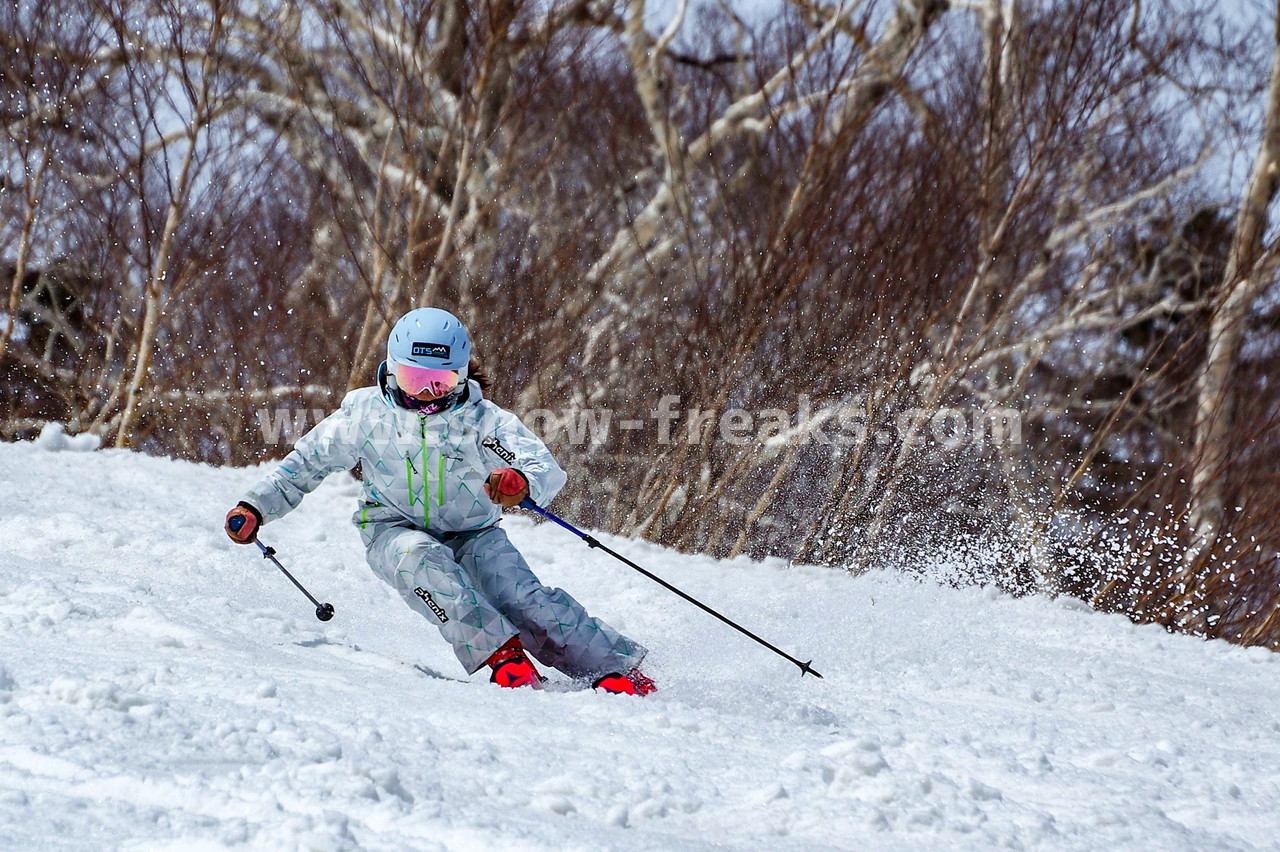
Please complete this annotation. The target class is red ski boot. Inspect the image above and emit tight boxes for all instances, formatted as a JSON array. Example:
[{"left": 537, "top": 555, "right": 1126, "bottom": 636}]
[
  {"left": 486, "top": 637, "right": 544, "bottom": 689},
  {"left": 592, "top": 668, "right": 657, "bottom": 696}
]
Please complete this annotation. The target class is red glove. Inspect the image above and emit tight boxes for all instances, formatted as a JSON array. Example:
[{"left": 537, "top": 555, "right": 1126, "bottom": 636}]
[
  {"left": 484, "top": 468, "right": 529, "bottom": 509},
  {"left": 225, "top": 502, "right": 263, "bottom": 544}
]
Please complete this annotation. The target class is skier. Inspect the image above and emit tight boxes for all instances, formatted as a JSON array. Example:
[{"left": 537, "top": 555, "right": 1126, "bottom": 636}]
[{"left": 224, "top": 307, "right": 655, "bottom": 695}]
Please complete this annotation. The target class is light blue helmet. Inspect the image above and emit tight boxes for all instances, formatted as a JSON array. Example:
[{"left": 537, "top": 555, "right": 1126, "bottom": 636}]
[{"left": 386, "top": 307, "right": 471, "bottom": 371}]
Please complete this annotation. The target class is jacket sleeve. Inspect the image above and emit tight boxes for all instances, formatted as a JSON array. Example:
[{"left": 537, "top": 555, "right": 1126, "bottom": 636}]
[
  {"left": 241, "top": 392, "right": 362, "bottom": 521},
  {"left": 480, "top": 405, "right": 567, "bottom": 508}
]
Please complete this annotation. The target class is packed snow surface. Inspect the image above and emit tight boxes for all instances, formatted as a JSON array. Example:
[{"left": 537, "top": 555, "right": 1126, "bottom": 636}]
[{"left": 2, "top": 440, "right": 1279, "bottom": 851}]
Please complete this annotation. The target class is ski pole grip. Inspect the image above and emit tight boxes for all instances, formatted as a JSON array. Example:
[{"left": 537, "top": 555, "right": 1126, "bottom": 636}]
[
  {"left": 519, "top": 497, "right": 538, "bottom": 510},
  {"left": 229, "top": 515, "right": 245, "bottom": 533}
]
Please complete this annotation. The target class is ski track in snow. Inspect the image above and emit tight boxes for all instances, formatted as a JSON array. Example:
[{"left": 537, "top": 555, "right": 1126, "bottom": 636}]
[{"left": 1, "top": 441, "right": 1279, "bottom": 850}]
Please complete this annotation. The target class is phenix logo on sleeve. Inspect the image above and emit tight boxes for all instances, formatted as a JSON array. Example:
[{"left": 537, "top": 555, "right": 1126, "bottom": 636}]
[
  {"left": 481, "top": 436, "right": 516, "bottom": 465},
  {"left": 243, "top": 381, "right": 566, "bottom": 535}
]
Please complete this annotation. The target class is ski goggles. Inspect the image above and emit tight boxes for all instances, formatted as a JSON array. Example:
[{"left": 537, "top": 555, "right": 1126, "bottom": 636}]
[{"left": 391, "top": 360, "right": 460, "bottom": 400}]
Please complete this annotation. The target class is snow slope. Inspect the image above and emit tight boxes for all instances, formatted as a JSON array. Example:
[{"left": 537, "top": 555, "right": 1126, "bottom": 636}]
[{"left": 2, "top": 440, "right": 1279, "bottom": 851}]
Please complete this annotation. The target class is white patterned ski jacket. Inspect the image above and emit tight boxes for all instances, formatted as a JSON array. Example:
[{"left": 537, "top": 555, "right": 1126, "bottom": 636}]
[{"left": 243, "top": 382, "right": 566, "bottom": 536}]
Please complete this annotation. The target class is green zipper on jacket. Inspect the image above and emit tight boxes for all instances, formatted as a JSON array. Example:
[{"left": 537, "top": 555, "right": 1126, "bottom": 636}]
[
  {"left": 406, "top": 418, "right": 447, "bottom": 527},
  {"left": 405, "top": 419, "right": 430, "bottom": 528},
  {"left": 420, "top": 419, "right": 431, "bottom": 527}
]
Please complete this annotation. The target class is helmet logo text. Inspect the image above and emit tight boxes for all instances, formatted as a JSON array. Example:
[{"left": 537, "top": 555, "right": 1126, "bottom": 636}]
[{"left": 412, "top": 342, "right": 451, "bottom": 359}]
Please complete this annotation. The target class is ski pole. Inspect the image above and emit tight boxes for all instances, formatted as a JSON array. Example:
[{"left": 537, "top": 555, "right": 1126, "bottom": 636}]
[
  {"left": 519, "top": 499, "right": 821, "bottom": 678},
  {"left": 228, "top": 516, "right": 335, "bottom": 622}
]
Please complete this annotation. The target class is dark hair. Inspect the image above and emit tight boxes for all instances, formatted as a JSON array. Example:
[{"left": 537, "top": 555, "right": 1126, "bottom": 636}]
[{"left": 468, "top": 357, "right": 492, "bottom": 393}]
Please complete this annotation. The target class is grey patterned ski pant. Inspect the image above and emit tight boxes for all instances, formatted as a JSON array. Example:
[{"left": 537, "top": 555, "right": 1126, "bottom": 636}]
[{"left": 363, "top": 522, "right": 647, "bottom": 676}]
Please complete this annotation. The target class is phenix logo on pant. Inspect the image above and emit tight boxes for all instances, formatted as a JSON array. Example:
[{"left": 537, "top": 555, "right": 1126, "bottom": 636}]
[{"left": 414, "top": 587, "right": 449, "bottom": 623}]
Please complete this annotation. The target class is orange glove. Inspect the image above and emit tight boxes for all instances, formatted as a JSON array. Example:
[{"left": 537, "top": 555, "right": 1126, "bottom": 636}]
[
  {"left": 484, "top": 468, "right": 529, "bottom": 508},
  {"left": 225, "top": 502, "right": 263, "bottom": 544}
]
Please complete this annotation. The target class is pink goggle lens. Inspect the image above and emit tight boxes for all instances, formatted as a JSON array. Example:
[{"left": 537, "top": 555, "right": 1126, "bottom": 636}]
[{"left": 394, "top": 362, "right": 460, "bottom": 399}]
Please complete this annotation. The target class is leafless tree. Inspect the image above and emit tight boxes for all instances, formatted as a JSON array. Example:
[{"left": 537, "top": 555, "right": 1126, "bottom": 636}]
[{"left": 6, "top": 0, "right": 1280, "bottom": 648}]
